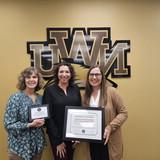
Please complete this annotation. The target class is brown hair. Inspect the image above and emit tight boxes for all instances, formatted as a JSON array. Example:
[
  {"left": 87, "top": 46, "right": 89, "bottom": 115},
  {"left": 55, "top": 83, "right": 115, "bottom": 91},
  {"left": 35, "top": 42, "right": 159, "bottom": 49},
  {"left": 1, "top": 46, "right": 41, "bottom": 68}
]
[
  {"left": 83, "top": 65, "right": 107, "bottom": 107},
  {"left": 52, "top": 62, "right": 76, "bottom": 86},
  {"left": 17, "top": 67, "right": 44, "bottom": 91}
]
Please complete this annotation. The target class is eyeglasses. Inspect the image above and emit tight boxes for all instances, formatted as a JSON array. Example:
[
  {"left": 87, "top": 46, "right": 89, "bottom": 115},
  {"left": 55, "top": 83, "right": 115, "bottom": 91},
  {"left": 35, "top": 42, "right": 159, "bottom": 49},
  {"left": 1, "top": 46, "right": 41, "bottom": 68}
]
[{"left": 89, "top": 73, "right": 102, "bottom": 77}]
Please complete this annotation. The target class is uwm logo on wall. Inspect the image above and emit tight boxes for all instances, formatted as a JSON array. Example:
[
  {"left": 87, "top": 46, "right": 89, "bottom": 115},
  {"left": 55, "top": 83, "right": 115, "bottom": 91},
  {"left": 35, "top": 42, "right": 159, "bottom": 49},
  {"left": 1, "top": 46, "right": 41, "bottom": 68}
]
[{"left": 27, "top": 27, "right": 131, "bottom": 88}]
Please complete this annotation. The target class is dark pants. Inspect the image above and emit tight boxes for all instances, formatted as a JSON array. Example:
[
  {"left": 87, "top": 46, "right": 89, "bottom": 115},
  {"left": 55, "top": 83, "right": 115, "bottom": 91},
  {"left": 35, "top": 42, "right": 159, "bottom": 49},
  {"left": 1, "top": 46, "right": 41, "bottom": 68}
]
[
  {"left": 90, "top": 142, "right": 109, "bottom": 160},
  {"left": 51, "top": 141, "right": 74, "bottom": 160}
]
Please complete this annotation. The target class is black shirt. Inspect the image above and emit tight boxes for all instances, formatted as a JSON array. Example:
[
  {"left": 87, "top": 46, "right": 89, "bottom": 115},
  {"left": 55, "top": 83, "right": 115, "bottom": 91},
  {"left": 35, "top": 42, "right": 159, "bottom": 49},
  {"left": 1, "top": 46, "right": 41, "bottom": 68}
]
[{"left": 43, "top": 84, "right": 81, "bottom": 147}]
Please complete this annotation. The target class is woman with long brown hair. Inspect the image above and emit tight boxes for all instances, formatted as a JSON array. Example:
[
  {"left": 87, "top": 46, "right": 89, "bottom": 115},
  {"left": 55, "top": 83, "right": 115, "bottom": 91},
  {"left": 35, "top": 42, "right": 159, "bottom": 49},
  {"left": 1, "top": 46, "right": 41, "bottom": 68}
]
[{"left": 83, "top": 65, "right": 128, "bottom": 160}]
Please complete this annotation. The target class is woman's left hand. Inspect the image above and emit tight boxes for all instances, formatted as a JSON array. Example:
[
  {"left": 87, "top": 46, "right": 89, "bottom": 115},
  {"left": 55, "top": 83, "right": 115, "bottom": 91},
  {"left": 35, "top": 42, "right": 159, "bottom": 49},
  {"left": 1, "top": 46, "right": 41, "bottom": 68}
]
[
  {"left": 35, "top": 118, "right": 45, "bottom": 127},
  {"left": 103, "top": 125, "right": 112, "bottom": 145},
  {"left": 72, "top": 140, "right": 80, "bottom": 149},
  {"left": 27, "top": 118, "right": 45, "bottom": 128}
]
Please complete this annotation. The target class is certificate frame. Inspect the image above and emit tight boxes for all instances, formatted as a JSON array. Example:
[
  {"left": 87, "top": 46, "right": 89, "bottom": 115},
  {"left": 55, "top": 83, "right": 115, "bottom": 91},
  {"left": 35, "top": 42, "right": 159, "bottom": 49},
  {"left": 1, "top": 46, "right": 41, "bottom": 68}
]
[
  {"left": 63, "top": 106, "right": 105, "bottom": 143},
  {"left": 29, "top": 104, "right": 49, "bottom": 121}
]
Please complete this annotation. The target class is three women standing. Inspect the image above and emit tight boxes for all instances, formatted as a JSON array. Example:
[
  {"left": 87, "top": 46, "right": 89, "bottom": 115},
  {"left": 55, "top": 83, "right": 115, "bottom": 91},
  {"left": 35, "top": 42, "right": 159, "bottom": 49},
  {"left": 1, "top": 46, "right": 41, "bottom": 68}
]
[{"left": 4, "top": 64, "right": 127, "bottom": 160}]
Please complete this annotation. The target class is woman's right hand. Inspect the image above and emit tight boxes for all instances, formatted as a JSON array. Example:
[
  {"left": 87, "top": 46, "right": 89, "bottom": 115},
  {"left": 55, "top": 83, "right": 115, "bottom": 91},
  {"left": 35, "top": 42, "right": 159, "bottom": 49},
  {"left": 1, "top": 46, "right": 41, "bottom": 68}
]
[
  {"left": 27, "top": 118, "right": 45, "bottom": 128},
  {"left": 56, "top": 142, "right": 66, "bottom": 158}
]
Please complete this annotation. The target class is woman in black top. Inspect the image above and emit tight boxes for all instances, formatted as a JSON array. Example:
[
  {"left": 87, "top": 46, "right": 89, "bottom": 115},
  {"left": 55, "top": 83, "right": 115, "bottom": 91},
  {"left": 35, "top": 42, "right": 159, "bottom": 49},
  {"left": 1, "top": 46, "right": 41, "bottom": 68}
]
[{"left": 43, "top": 62, "right": 81, "bottom": 160}]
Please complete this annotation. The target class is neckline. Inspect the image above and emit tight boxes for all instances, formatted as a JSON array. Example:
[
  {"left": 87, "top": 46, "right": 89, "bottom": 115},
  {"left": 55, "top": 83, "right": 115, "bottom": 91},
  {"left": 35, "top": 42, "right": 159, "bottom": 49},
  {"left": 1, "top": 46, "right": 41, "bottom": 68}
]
[
  {"left": 22, "top": 91, "right": 38, "bottom": 103},
  {"left": 90, "top": 89, "right": 100, "bottom": 107}
]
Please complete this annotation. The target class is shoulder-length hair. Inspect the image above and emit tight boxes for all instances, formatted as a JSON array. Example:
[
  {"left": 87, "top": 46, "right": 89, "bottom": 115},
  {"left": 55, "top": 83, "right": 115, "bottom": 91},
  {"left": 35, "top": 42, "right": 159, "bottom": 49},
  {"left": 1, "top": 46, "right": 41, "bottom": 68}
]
[
  {"left": 83, "top": 65, "right": 107, "bottom": 107},
  {"left": 17, "top": 67, "right": 44, "bottom": 91},
  {"left": 52, "top": 62, "right": 76, "bottom": 85}
]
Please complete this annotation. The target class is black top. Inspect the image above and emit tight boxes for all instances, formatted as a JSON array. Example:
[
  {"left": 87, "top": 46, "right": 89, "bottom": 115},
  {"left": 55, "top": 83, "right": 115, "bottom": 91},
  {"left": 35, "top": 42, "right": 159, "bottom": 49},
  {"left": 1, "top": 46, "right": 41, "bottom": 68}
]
[{"left": 42, "top": 84, "right": 81, "bottom": 147}]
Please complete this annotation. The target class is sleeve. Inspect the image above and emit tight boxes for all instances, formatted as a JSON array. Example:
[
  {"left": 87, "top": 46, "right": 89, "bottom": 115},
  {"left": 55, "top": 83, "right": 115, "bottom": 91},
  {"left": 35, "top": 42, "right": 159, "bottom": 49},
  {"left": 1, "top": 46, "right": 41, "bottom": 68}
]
[
  {"left": 4, "top": 95, "right": 28, "bottom": 135},
  {"left": 109, "top": 87, "right": 128, "bottom": 132},
  {"left": 42, "top": 88, "right": 61, "bottom": 146},
  {"left": 76, "top": 84, "right": 82, "bottom": 106}
]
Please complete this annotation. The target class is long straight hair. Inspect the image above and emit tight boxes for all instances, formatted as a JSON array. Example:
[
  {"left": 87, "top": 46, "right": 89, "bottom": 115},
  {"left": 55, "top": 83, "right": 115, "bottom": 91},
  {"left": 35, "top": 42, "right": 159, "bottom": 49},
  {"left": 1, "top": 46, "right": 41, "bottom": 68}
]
[{"left": 83, "top": 65, "right": 107, "bottom": 107}]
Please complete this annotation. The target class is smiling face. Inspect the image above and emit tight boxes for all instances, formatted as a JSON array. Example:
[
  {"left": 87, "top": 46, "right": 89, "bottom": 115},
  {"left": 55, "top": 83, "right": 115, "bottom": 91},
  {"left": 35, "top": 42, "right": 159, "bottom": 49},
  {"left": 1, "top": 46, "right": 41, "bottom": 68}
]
[
  {"left": 25, "top": 72, "right": 38, "bottom": 90},
  {"left": 88, "top": 67, "right": 102, "bottom": 89},
  {"left": 58, "top": 65, "right": 71, "bottom": 85}
]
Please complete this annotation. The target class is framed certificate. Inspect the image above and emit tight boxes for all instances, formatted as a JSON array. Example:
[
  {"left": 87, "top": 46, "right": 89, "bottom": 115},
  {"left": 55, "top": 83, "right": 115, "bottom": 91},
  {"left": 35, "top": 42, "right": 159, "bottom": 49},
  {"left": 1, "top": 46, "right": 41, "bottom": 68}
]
[
  {"left": 63, "top": 106, "right": 105, "bottom": 143},
  {"left": 29, "top": 104, "right": 49, "bottom": 121}
]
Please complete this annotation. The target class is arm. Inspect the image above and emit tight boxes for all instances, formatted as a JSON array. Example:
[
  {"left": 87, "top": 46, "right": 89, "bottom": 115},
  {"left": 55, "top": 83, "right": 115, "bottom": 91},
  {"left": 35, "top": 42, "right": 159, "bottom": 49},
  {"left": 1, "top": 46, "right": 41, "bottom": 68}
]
[
  {"left": 103, "top": 87, "right": 128, "bottom": 144},
  {"left": 42, "top": 88, "right": 61, "bottom": 146},
  {"left": 109, "top": 87, "right": 128, "bottom": 131},
  {"left": 4, "top": 95, "right": 28, "bottom": 135},
  {"left": 76, "top": 84, "right": 82, "bottom": 106}
]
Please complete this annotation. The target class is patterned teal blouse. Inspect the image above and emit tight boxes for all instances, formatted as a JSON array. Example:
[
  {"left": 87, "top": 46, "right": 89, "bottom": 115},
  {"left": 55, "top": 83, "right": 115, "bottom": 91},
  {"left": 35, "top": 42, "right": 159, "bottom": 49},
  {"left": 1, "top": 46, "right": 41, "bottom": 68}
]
[{"left": 4, "top": 91, "right": 46, "bottom": 160}]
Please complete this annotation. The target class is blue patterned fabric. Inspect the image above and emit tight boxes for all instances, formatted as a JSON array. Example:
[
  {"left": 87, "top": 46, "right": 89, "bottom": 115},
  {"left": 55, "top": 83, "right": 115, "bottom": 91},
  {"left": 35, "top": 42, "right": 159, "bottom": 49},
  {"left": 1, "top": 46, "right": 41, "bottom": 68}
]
[{"left": 4, "top": 91, "right": 46, "bottom": 160}]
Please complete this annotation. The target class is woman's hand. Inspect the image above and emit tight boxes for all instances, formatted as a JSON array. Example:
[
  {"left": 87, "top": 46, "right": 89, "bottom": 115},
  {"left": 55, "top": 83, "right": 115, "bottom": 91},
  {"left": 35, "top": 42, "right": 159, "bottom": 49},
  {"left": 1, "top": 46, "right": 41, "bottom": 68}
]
[
  {"left": 72, "top": 140, "right": 80, "bottom": 149},
  {"left": 56, "top": 142, "right": 66, "bottom": 158},
  {"left": 103, "top": 125, "right": 112, "bottom": 145},
  {"left": 27, "top": 118, "right": 45, "bottom": 128}
]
